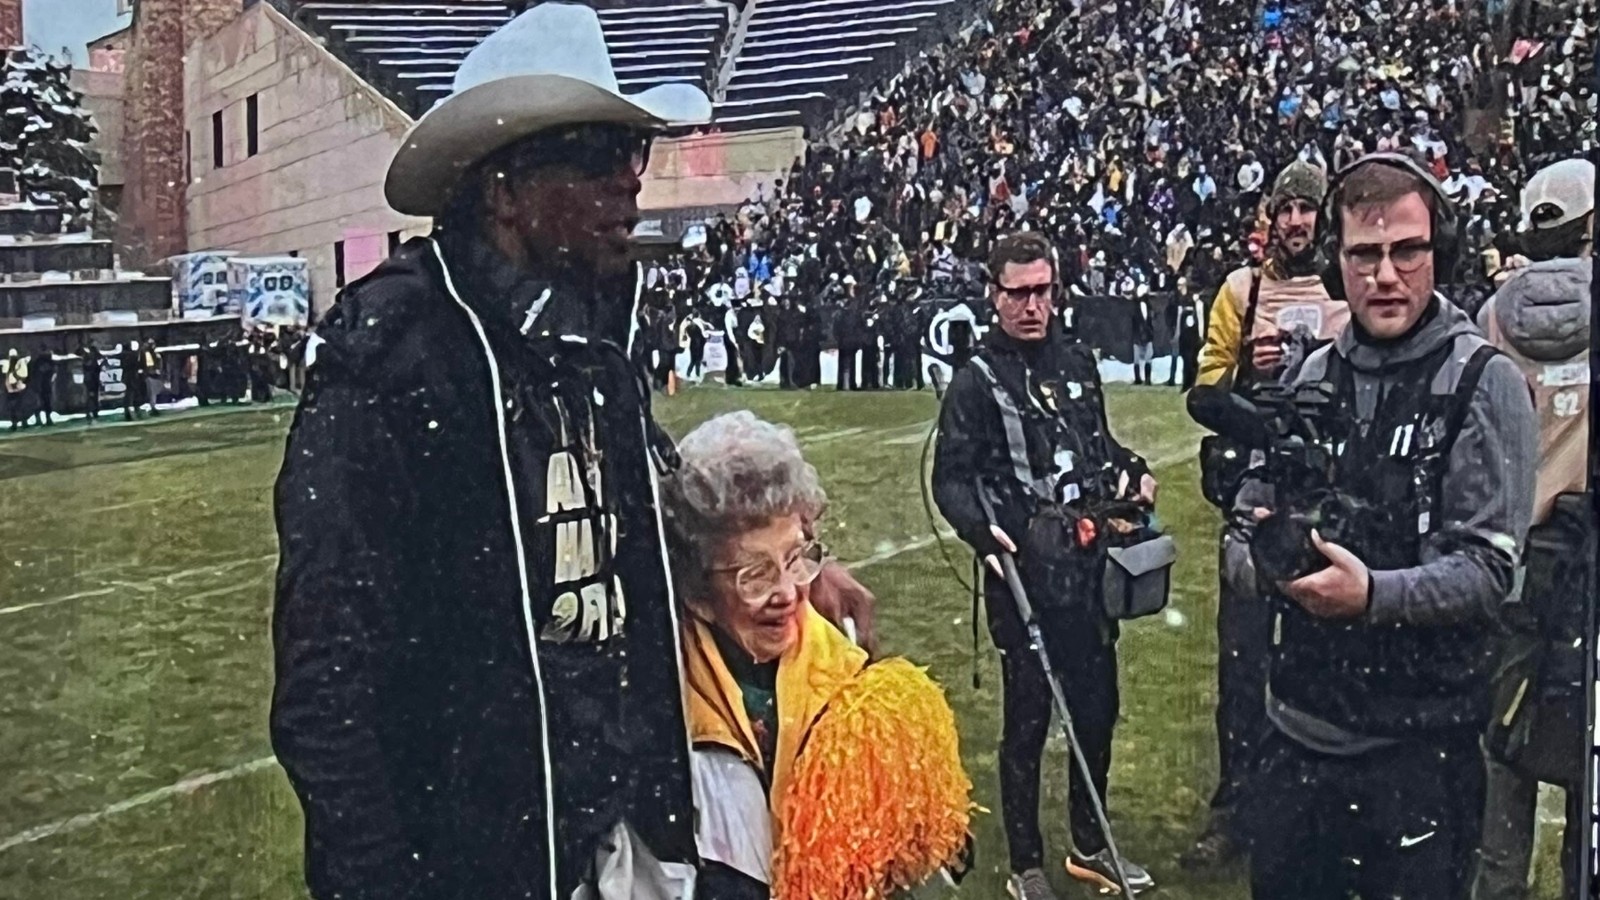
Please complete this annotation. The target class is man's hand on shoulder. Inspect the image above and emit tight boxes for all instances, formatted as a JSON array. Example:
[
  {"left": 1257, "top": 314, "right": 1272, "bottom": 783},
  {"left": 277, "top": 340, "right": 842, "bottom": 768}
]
[{"left": 809, "top": 561, "right": 880, "bottom": 657}]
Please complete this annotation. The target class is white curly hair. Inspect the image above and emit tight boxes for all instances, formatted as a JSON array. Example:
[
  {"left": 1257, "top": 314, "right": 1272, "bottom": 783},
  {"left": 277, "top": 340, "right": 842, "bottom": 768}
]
[{"left": 663, "top": 411, "right": 827, "bottom": 580}]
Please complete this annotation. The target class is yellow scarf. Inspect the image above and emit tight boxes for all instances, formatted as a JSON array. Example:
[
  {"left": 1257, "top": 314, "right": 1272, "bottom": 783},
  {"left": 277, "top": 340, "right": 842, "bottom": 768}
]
[{"left": 682, "top": 603, "right": 867, "bottom": 826}]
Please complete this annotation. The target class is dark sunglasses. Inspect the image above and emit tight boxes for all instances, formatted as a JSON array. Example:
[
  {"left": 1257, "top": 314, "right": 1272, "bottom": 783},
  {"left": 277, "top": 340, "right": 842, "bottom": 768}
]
[{"left": 504, "top": 124, "right": 654, "bottom": 180}]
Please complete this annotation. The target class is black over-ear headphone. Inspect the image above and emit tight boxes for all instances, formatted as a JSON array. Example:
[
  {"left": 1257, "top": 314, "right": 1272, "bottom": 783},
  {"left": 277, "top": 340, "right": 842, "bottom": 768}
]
[{"left": 1319, "top": 151, "right": 1461, "bottom": 300}]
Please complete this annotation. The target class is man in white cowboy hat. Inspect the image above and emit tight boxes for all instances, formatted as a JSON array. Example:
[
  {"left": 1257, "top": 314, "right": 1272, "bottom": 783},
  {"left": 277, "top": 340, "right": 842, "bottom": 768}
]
[
  {"left": 272, "top": 5, "right": 878, "bottom": 899},
  {"left": 272, "top": 4, "right": 705, "bottom": 894}
]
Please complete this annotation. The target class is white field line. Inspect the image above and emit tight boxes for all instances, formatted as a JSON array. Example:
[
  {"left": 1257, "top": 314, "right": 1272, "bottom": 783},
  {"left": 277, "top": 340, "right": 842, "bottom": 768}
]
[
  {"left": 86, "top": 498, "right": 167, "bottom": 515},
  {"left": 0, "top": 536, "right": 957, "bottom": 853},
  {"left": 161, "top": 554, "right": 277, "bottom": 586},
  {"left": 0, "top": 554, "right": 276, "bottom": 617},
  {"left": 800, "top": 426, "right": 869, "bottom": 444},
  {"left": 0, "top": 585, "right": 117, "bottom": 617},
  {"left": 844, "top": 531, "right": 956, "bottom": 570},
  {"left": 0, "top": 757, "right": 280, "bottom": 853}
]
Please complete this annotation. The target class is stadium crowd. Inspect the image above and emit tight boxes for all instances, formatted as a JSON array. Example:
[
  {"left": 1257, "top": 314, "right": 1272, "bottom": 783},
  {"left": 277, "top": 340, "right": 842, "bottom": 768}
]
[{"left": 636, "top": 0, "right": 1595, "bottom": 387}]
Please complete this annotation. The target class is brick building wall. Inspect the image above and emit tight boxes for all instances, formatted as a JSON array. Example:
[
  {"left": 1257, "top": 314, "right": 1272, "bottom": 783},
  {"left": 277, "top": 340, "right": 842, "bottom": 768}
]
[
  {"left": 117, "top": 0, "right": 238, "bottom": 269},
  {"left": 0, "top": 0, "right": 20, "bottom": 49},
  {"left": 185, "top": 2, "right": 427, "bottom": 315}
]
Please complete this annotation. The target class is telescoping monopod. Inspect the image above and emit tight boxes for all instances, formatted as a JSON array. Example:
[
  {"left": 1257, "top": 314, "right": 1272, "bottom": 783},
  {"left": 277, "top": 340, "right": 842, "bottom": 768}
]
[{"left": 992, "top": 548, "right": 1136, "bottom": 897}]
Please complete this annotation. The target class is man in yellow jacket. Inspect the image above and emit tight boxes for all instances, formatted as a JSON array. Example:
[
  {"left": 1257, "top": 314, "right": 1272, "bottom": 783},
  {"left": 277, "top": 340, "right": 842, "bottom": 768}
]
[{"left": 1181, "top": 160, "right": 1350, "bottom": 870}]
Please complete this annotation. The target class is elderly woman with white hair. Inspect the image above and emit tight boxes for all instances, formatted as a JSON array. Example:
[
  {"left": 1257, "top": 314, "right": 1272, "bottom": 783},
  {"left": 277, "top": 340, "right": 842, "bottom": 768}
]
[{"left": 665, "top": 412, "right": 972, "bottom": 900}]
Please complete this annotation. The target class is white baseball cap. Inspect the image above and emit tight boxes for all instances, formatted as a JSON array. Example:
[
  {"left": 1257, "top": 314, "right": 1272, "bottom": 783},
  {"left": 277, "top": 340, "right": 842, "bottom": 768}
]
[{"left": 1519, "top": 158, "right": 1596, "bottom": 231}]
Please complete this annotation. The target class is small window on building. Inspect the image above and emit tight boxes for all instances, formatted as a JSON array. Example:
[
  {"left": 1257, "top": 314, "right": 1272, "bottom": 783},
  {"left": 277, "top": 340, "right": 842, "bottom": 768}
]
[
  {"left": 334, "top": 240, "right": 347, "bottom": 288},
  {"left": 288, "top": 250, "right": 299, "bottom": 258},
  {"left": 185, "top": 130, "right": 192, "bottom": 183},
  {"left": 211, "top": 110, "right": 223, "bottom": 168},
  {"left": 246, "top": 94, "right": 259, "bottom": 158},
  {"left": 388, "top": 230, "right": 402, "bottom": 254}
]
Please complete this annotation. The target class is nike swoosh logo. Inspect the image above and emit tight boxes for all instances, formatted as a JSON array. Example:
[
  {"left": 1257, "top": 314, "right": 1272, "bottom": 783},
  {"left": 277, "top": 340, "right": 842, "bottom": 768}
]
[{"left": 1399, "top": 831, "right": 1437, "bottom": 848}]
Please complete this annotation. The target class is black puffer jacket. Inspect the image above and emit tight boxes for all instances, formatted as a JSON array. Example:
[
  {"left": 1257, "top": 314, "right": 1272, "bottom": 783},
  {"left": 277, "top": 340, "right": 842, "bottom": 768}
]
[{"left": 271, "top": 237, "right": 696, "bottom": 900}]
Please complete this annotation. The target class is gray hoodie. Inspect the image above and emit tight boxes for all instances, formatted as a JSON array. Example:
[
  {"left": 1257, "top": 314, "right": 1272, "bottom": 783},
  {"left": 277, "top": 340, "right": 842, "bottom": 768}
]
[
  {"left": 1477, "top": 257, "right": 1591, "bottom": 361},
  {"left": 1477, "top": 258, "right": 1592, "bottom": 525}
]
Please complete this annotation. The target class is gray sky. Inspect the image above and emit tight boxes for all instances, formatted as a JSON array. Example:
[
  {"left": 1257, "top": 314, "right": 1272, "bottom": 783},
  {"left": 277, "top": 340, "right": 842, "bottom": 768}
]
[{"left": 23, "top": 0, "right": 131, "bottom": 66}]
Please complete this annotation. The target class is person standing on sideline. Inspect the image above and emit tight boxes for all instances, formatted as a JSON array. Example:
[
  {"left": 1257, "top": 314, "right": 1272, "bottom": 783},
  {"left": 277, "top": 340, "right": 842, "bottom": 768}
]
[
  {"left": 835, "top": 290, "right": 865, "bottom": 391},
  {"left": 1180, "top": 159, "right": 1348, "bottom": 870},
  {"left": 28, "top": 345, "right": 55, "bottom": 426},
  {"left": 1129, "top": 286, "right": 1156, "bottom": 385},
  {"left": 248, "top": 333, "right": 274, "bottom": 403},
  {"left": 271, "top": 7, "right": 877, "bottom": 899},
  {"left": 79, "top": 341, "right": 103, "bottom": 421},
  {"left": 686, "top": 307, "right": 707, "bottom": 379},
  {"left": 1170, "top": 278, "right": 1205, "bottom": 392},
  {"left": 139, "top": 341, "right": 163, "bottom": 414},
  {"left": 1471, "top": 158, "right": 1595, "bottom": 900},
  {"left": 3, "top": 348, "right": 28, "bottom": 430},
  {"left": 119, "top": 341, "right": 149, "bottom": 421},
  {"left": 1241, "top": 154, "right": 1536, "bottom": 900},
  {"left": 933, "top": 232, "right": 1158, "bottom": 900}
]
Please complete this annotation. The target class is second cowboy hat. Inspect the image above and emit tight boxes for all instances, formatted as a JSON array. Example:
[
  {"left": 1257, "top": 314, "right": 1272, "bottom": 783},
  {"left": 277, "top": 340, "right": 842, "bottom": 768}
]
[{"left": 385, "top": 1, "right": 713, "bottom": 217}]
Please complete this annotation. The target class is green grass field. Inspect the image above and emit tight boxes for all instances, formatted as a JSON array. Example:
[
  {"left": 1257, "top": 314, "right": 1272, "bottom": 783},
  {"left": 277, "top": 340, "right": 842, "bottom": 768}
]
[{"left": 0, "top": 386, "right": 1565, "bottom": 899}]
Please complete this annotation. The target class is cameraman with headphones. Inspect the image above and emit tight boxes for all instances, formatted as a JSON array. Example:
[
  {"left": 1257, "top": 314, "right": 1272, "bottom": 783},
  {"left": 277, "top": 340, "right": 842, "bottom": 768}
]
[
  {"left": 1181, "top": 160, "right": 1350, "bottom": 870},
  {"left": 1238, "top": 153, "right": 1537, "bottom": 899},
  {"left": 932, "top": 232, "right": 1158, "bottom": 900}
]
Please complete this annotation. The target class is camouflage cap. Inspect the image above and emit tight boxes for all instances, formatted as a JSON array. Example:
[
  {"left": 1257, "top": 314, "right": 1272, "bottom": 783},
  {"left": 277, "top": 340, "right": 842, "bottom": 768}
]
[{"left": 1270, "top": 160, "right": 1329, "bottom": 212}]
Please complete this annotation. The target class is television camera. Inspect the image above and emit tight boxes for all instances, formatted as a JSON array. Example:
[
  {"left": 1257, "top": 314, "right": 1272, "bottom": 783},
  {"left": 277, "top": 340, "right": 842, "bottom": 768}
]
[{"left": 1191, "top": 367, "right": 1372, "bottom": 587}]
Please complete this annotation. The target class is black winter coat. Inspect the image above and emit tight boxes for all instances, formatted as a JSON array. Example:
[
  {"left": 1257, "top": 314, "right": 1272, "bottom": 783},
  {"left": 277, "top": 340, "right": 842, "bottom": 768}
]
[{"left": 271, "top": 238, "right": 696, "bottom": 900}]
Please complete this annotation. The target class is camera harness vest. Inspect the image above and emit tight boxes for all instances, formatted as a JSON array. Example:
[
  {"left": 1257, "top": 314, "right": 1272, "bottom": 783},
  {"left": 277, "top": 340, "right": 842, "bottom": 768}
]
[
  {"left": 966, "top": 343, "right": 1174, "bottom": 626},
  {"left": 1271, "top": 333, "right": 1503, "bottom": 737}
]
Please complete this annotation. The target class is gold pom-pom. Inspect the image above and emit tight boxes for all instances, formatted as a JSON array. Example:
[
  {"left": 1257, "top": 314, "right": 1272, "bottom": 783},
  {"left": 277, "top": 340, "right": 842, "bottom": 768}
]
[{"left": 773, "top": 658, "right": 974, "bottom": 899}]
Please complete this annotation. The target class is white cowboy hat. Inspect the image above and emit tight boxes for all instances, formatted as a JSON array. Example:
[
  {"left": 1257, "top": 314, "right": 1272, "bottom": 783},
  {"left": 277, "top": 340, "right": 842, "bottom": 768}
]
[{"left": 385, "top": 1, "right": 712, "bottom": 217}]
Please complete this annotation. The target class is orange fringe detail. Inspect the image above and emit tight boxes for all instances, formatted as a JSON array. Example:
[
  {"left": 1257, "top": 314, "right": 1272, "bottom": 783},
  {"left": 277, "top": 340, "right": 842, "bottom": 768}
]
[{"left": 773, "top": 658, "right": 974, "bottom": 899}]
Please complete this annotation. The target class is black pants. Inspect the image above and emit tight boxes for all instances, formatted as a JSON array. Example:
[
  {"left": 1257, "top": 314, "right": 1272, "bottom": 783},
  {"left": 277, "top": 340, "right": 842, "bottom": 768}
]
[
  {"left": 987, "top": 578, "right": 1120, "bottom": 872},
  {"left": 836, "top": 346, "right": 858, "bottom": 391},
  {"left": 124, "top": 386, "right": 147, "bottom": 420},
  {"left": 891, "top": 342, "right": 923, "bottom": 389},
  {"left": 33, "top": 384, "right": 52, "bottom": 424},
  {"left": 883, "top": 344, "right": 904, "bottom": 389},
  {"left": 688, "top": 341, "right": 704, "bottom": 377},
  {"left": 778, "top": 348, "right": 796, "bottom": 389},
  {"left": 1207, "top": 531, "right": 1272, "bottom": 838},
  {"left": 1248, "top": 729, "right": 1486, "bottom": 900},
  {"left": 84, "top": 387, "right": 99, "bottom": 420},
  {"left": 652, "top": 351, "right": 675, "bottom": 390},
  {"left": 859, "top": 345, "right": 881, "bottom": 390},
  {"left": 1165, "top": 348, "right": 1199, "bottom": 388}
]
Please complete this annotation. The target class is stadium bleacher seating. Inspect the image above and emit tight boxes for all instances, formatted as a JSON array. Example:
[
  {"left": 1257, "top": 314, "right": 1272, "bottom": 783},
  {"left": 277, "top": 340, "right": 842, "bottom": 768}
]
[
  {"left": 714, "top": 0, "right": 960, "bottom": 129},
  {"left": 287, "top": 0, "right": 729, "bottom": 117},
  {"left": 277, "top": 0, "right": 981, "bottom": 133}
]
